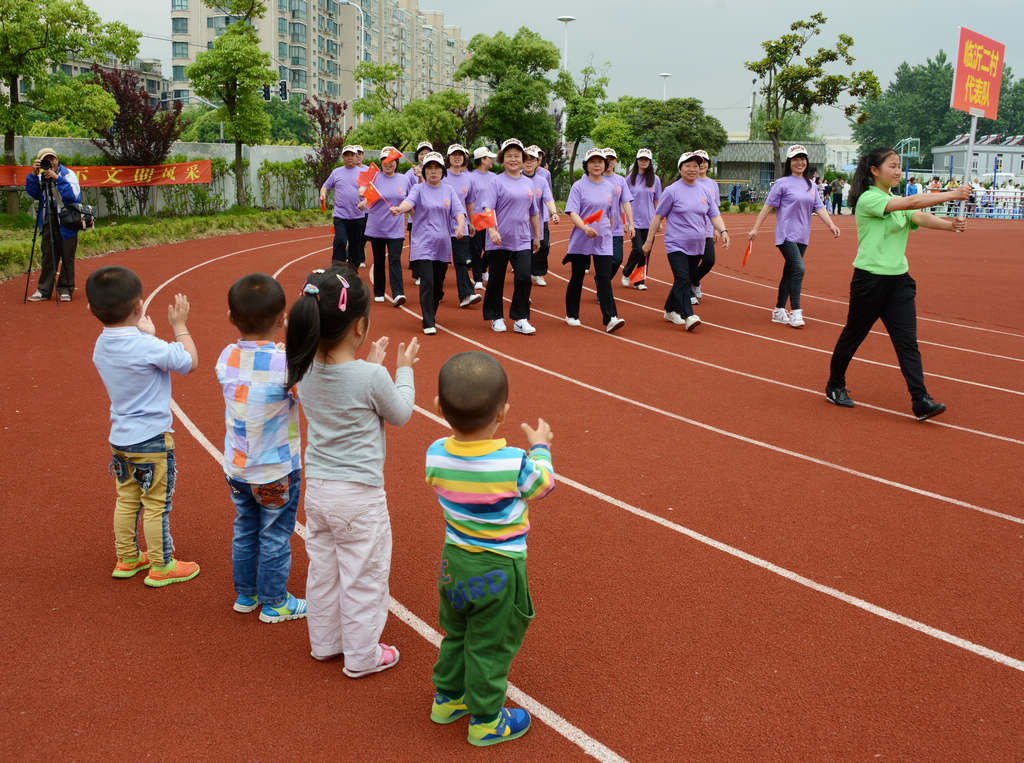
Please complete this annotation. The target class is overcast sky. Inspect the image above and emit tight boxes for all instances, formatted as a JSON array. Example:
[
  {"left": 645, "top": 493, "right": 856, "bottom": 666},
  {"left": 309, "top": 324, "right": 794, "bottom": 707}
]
[{"left": 88, "top": 0, "right": 1023, "bottom": 137}]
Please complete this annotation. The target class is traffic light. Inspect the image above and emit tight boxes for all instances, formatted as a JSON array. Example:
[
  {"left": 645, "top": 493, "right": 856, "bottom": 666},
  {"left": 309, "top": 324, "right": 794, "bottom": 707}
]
[
  {"left": 278, "top": 79, "right": 288, "bottom": 101},
  {"left": 262, "top": 84, "right": 271, "bottom": 101}
]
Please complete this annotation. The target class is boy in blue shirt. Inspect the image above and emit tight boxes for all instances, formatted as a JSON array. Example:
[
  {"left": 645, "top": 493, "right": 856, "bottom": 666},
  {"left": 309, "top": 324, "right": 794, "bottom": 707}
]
[
  {"left": 87, "top": 266, "right": 200, "bottom": 587},
  {"left": 216, "top": 273, "right": 306, "bottom": 623},
  {"left": 425, "top": 351, "right": 555, "bottom": 747}
]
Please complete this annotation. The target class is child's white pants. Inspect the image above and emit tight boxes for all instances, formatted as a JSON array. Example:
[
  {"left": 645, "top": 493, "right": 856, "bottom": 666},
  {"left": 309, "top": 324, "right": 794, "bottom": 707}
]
[{"left": 304, "top": 479, "right": 392, "bottom": 672}]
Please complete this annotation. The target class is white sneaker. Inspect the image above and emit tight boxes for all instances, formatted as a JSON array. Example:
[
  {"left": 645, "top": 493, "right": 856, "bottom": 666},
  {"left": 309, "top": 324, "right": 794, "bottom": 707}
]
[
  {"left": 565, "top": 317, "right": 581, "bottom": 327},
  {"left": 620, "top": 275, "right": 630, "bottom": 287},
  {"left": 474, "top": 281, "right": 484, "bottom": 290},
  {"left": 414, "top": 278, "right": 421, "bottom": 286},
  {"left": 664, "top": 311, "right": 684, "bottom": 325},
  {"left": 358, "top": 262, "right": 367, "bottom": 269},
  {"left": 634, "top": 283, "right": 647, "bottom": 291},
  {"left": 491, "top": 318, "right": 507, "bottom": 332},
  {"left": 771, "top": 307, "right": 789, "bottom": 324},
  {"left": 423, "top": 326, "right": 437, "bottom": 335},
  {"left": 788, "top": 308, "right": 805, "bottom": 328},
  {"left": 392, "top": 294, "right": 406, "bottom": 307},
  {"left": 532, "top": 275, "right": 547, "bottom": 287},
  {"left": 459, "top": 294, "right": 482, "bottom": 307},
  {"left": 685, "top": 314, "right": 701, "bottom": 331},
  {"left": 373, "top": 296, "right": 386, "bottom": 303},
  {"left": 27, "top": 290, "right": 46, "bottom": 302},
  {"left": 690, "top": 295, "right": 700, "bottom": 305},
  {"left": 606, "top": 316, "right": 625, "bottom": 333},
  {"left": 692, "top": 285, "right": 702, "bottom": 299},
  {"left": 513, "top": 319, "right": 536, "bottom": 335},
  {"left": 482, "top": 272, "right": 489, "bottom": 283}
]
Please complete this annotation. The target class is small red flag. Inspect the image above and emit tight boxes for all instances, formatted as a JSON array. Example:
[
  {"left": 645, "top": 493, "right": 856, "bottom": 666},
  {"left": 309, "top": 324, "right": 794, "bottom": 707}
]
[
  {"left": 583, "top": 209, "right": 603, "bottom": 224},
  {"left": 629, "top": 264, "right": 646, "bottom": 284},
  {"left": 384, "top": 148, "right": 403, "bottom": 164},
  {"left": 363, "top": 181, "right": 382, "bottom": 208},
  {"left": 357, "top": 163, "right": 379, "bottom": 186},
  {"left": 742, "top": 241, "right": 752, "bottom": 266},
  {"left": 321, "top": 197, "right": 326, "bottom": 212},
  {"left": 471, "top": 209, "right": 497, "bottom": 230}
]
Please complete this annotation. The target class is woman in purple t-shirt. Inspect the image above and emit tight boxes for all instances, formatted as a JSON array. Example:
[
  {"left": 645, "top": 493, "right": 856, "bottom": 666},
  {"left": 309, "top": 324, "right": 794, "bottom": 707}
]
[
  {"left": 444, "top": 144, "right": 481, "bottom": 309},
  {"left": 643, "top": 152, "right": 731, "bottom": 331},
  {"left": 320, "top": 145, "right": 365, "bottom": 267},
  {"left": 390, "top": 152, "right": 466, "bottom": 334},
  {"left": 477, "top": 138, "right": 541, "bottom": 335},
  {"left": 748, "top": 144, "right": 840, "bottom": 328},
  {"left": 564, "top": 148, "right": 625, "bottom": 333},
  {"left": 622, "top": 148, "right": 662, "bottom": 290},
  {"left": 362, "top": 146, "right": 410, "bottom": 307}
]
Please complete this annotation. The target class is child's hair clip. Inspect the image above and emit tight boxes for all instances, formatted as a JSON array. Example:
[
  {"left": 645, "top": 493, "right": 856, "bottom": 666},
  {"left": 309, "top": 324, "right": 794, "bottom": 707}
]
[
  {"left": 301, "top": 283, "right": 320, "bottom": 299},
  {"left": 312, "top": 269, "right": 326, "bottom": 274},
  {"left": 336, "top": 274, "right": 350, "bottom": 312}
]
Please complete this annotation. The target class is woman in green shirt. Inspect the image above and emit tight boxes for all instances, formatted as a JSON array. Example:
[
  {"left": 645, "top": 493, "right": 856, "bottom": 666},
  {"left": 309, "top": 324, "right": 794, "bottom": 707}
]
[{"left": 826, "top": 147, "right": 970, "bottom": 421}]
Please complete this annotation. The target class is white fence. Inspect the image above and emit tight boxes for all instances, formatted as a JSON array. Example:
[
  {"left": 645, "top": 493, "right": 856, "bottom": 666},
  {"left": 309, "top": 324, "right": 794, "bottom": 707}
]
[{"left": 923, "top": 187, "right": 1024, "bottom": 220}]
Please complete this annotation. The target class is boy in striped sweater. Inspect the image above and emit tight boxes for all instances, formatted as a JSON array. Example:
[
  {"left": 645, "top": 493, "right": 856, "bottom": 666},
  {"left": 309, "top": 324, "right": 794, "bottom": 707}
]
[{"left": 425, "top": 351, "right": 555, "bottom": 747}]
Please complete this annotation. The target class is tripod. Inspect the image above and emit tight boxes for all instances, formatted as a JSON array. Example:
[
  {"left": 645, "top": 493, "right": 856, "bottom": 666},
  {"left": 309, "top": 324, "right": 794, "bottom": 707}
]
[{"left": 22, "top": 174, "right": 64, "bottom": 305}]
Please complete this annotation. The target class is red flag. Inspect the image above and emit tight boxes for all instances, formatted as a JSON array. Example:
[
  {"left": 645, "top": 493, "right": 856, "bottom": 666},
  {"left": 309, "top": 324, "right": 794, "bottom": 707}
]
[
  {"left": 471, "top": 209, "right": 497, "bottom": 230},
  {"left": 321, "top": 197, "right": 326, "bottom": 212},
  {"left": 358, "top": 163, "right": 379, "bottom": 186},
  {"left": 363, "top": 181, "right": 382, "bottom": 208},
  {"left": 628, "top": 264, "right": 646, "bottom": 284},
  {"left": 742, "top": 241, "right": 752, "bottom": 266},
  {"left": 384, "top": 148, "right": 403, "bottom": 164},
  {"left": 583, "top": 210, "right": 603, "bottom": 224}
]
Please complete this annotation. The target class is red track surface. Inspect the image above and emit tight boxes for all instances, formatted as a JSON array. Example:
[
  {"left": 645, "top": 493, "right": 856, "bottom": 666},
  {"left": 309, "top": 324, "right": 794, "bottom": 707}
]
[{"left": 3, "top": 214, "right": 1022, "bottom": 760}]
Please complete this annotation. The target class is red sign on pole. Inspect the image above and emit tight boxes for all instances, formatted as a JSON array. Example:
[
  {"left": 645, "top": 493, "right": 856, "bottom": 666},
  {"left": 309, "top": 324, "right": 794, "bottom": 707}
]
[{"left": 950, "top": 27, "right": 1004, "bottom": 119}]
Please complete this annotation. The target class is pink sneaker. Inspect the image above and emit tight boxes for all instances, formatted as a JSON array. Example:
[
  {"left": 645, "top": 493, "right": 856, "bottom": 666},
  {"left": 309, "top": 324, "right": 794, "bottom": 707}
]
[{"left": 342, "top": 644, "right": 400, "bottom": 678}]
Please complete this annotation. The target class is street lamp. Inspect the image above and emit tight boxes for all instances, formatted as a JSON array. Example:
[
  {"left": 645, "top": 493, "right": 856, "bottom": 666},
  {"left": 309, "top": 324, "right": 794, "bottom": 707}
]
[
  {"left": 339, "top": 0, "right": 368, "bottom": 119},
  {"left": 556, "top": 16, "right": 575, "bottom": 168},
  {"left": 658, "top": 72, "right": 671, "bottom": 102}
]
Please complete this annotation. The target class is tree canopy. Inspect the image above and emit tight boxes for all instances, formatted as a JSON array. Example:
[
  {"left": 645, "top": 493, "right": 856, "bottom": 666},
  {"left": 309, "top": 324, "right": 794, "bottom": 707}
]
[
  {"left": 553, "top": 64, "right": 609, "bottom": 178},
  {"left": 749, "top": 104, "right": 821, "bottom": 142},
  {"left": 745, "top": 12, "right": 879, "bottom": 178}
]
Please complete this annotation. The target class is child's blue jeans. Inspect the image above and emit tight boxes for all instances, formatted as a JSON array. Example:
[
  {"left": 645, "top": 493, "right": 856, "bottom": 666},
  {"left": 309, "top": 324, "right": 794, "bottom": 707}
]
[{"left": 227, "top": 469, "right": 301, "bottom": 607}]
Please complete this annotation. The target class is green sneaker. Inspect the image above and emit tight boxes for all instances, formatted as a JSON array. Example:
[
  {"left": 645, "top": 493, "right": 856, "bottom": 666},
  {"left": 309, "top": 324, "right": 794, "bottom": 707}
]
[
  {"left": 258, "top": 593, "right": 307, "bottom": 623},
  {"left": 144, "top": 559, "right": 200, "bottom": 588},
  {"left": 430, "top": 692, "right": 469, "bottom": 725},
  {"left": 467, "top": 707, "right": 531, "bottom": 747}
]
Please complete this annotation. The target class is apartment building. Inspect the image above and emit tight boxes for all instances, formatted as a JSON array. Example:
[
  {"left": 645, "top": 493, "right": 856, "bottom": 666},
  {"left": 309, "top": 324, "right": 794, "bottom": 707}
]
[
  {"left": 42, "top": 57, "right": 172, "bottom": 110},
  {"left": 169, "top": 0, "right": 481, "bottom": 110}
]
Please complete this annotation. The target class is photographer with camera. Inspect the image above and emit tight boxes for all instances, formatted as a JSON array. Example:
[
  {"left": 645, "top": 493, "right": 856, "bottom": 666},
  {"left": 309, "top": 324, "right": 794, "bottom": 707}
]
[{"left": 26, "top": 148, "right": 83, "bottom": 302}]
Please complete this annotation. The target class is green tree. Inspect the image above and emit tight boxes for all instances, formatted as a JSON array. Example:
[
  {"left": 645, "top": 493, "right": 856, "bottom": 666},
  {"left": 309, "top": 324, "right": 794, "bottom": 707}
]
[
  {"left": 852, "top": 51, "right": 1023, "bottom": 166},
  {"left": 351, "top": 61, "right": 403, "bottom": 117},
  {"left": 265, "top": 98, "right": 315, "bottom": 144},
  {"left": 553, "top": 63, "right": 609, "bottom": 177},
  {"left": 0, "top": 0, "right": 139, "bottom": 213},
  {"left": 348, "top": 89, "right": 470, "bottom": 153},
  {"left": 749, "top": 104, "right": 821, "bottom": 142},
  {"left": 590, "top": 114, "right": 636, "bottom": 169},
  {"left": 186, "top": 0, "right": 277, "bottom": 205},
  {"left": 181, "top": 105, "right": 232, "bottom": 143},
  {"left": 606, "top": 96, "right": 728, "bottom": 185},
  {"left": 455, "top": 27, "right": 560, "bottom": 148},
  {"left": 745, "top": 11, "right": 880, "bottom": 179}
]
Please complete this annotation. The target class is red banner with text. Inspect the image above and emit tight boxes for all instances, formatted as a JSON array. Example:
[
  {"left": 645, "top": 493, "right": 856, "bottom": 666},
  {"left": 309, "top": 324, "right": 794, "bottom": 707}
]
[
  {"left": 0, "top": 160, "right": 213, "bottom": 188},
  {"left": 951, "top": 27, "right": 1004, "bottom": 119}
]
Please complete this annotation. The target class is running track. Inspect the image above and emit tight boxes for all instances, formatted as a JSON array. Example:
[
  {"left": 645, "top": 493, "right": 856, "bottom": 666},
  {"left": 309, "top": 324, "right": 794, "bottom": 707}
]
[{"left": 2, "top": 213, "right": 1021, "bottom": 760}]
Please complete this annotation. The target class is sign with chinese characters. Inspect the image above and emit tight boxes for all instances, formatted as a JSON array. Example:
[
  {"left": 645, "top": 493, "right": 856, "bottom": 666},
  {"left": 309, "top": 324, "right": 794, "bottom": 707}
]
[
  {"left": 0, "top": 160, "right": 213, "bottom": 188},
  {"left": 951, "top": 27, "right": 1004, "bottom": 119}
]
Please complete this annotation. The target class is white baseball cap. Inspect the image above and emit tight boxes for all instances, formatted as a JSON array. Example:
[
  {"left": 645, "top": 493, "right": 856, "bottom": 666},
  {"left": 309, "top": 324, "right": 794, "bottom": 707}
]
[
  {"left": 416, "top": 141, "right": 433, "bottom": 152},
  {"left": 584, "top": 148, "right": 608, "bottom": 163},
  {"left": 603, "top": 147, "right": 618, "bottom": 159},
  {"left": 786, "top": 144, "right": 809, "bottom": 159},
  {"left": 421, "top": 151, "right": 446, "bottom": 169},
  {"left": 473, "top": 146, "right": 497, "bottom": 161},
  {"left": 380, "top": 146, "right": 401, "bottom": 161},
  {"left": 342, "top": 144, "right": 358, "bottom": 154},
  {"left": 524, "top": 144, "right": 542, "bottom": 159},
  {"left": 635, "top": 148, "right": 653, "bottom": 160},
  {"left": 677, "top": 151, "right": 699, "bottom": 168},
  {"left": 693, "top": 149, "right": 710, "bottom": 162},
  {"left": 446, "top": 143, "right": 469, "bottom": 156},
  {"left": 498, "top": 138, "right": 526, "bottom": 162},
  {"left": 353, "top": 145, "right": 364, "bottom": 153}
]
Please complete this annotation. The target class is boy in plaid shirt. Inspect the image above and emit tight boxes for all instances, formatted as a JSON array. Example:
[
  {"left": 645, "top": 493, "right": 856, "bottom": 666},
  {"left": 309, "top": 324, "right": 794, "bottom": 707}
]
[{"left": 216, "top": 274, "right": 305, "bottom": 623}]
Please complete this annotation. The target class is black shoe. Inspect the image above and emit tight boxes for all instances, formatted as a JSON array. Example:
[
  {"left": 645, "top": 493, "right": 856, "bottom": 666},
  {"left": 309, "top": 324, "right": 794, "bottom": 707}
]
[
  {"left": 825, "top": 384, "right": 855, "bottom": 408},
  {"left": 912, "top": 395, "right": 946, "bottom": 421}
]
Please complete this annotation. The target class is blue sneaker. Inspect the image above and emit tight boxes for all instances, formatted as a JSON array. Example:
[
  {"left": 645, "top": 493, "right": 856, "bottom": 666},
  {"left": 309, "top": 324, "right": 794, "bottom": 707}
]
[
  {"left": 258, "top": 593, "right": 307, "bottom": 623},
  {"left": 233, "top": 593, "right": 259, "bottom": 613},
  {"left": 430, "top": 692, "right": 469, "bottom": 725},
  {"left": 467, "top": 707, "right": 531, "bottom": 747}
]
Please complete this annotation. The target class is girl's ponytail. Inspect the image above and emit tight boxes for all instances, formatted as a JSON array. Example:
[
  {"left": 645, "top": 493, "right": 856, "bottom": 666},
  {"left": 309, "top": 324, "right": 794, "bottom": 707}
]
[
  {"left": 849, "top": 146, "right": 897, "bottom": 211},
  {"left": 286, "top": 280, "right": 323, "bottom": 389}
]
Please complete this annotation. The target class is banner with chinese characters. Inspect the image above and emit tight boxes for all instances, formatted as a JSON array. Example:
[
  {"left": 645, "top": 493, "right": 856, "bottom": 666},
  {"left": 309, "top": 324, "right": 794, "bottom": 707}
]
[
  {"left": 951, "top": 27, "right": 1004, "bottom": 119},
  {"left": 0, "top": 160, "right": 212, "bottom": 188}
]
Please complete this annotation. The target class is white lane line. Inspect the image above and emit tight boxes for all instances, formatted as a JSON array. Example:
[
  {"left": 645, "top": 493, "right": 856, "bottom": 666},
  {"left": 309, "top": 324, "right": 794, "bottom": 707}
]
[
  {"left": 700, "top": 269, "right": 1024, "bottom": 339},
  {"left": 153, "top": 242, "right": 626, "bottom": 763},
  {"left": 406, "top": 401, "right": 1024, "bottom": 674},
  {"left": 548, "top": 271, "right": 1024, "bottom": 397},
  {"left": 520, "top": 300, "right": 1024, "bottom": 446}
]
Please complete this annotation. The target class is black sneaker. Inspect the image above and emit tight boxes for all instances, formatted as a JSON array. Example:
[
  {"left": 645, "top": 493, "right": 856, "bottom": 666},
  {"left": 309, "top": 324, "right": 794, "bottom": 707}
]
[
  {"left": 912, "top": 395, "right": 946, "bottom": 421},
  {"left": 825, "top": 384, "right": 855, "bottom": 408}
]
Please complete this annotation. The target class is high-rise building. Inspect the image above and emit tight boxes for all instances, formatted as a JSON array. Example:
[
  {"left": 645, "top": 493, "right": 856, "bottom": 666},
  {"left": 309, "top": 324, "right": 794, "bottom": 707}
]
[{"left": 170, "top": 0, "right": 482, "bottom": 111}]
